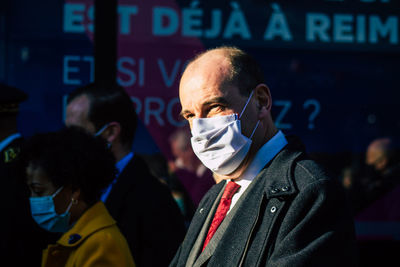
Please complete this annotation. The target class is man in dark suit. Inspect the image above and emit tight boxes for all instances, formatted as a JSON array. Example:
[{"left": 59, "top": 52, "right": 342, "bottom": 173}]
[
  {"left": 170, "top": 46, "right": 358, "bottom": 266},
  {"left": 65, "top": 83, "right": 186, "bottom": 267},
  {"left": 0, "top": 83, "right": 56, "bottom": 266}
]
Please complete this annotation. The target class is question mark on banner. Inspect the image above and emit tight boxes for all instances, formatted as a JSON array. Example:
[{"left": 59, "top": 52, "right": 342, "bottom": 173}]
[{"left": 303, "top": 99, "right": 320, "bottom": 130}]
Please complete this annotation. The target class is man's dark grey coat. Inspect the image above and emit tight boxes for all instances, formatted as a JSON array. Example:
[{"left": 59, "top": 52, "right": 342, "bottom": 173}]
[{"left": 170, "top": 137, "right": 358, "bottom": 267}]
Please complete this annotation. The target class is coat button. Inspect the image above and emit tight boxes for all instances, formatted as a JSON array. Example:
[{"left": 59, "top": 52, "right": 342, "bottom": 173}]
[
  {"left": 199, "top": 208, "right": 204, "bottom": 214},
  {"left": 281, "top": 186, "right": 290, "bottom": 192},
  {"left": 270, "top": 206, "right": 277, "bottom": 213},
  {"left": 271, "top": 188, "right": 279, "bottom": 194},
  {"left": 68, "top": 234, "right": 82, "bottom": 244}
]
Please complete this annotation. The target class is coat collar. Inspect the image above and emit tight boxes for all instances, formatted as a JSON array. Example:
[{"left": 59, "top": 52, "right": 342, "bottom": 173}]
[
  {"left": 262, "top": 149, "right": 300, "bottom": 200},
  {"left": 57, "top": 201, "right": 116, "bottom": 247},
  {"left": 258, "top": 134, "right": 306, "bottom": 199}
]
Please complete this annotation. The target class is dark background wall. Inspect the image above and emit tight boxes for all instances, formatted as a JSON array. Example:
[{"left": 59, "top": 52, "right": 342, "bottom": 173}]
[{"left": 1, "top": 0, "right": 399, "bottom": 179}]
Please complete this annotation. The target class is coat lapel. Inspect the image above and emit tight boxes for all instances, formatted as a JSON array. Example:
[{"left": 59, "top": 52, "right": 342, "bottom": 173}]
[
  {"left": 201, "top": 170, "right": 268, "bottom": 267},
  {"left": 194, "top": 182, "right": 242, "bottom": 267},
  {"left": 188, "top": 183, "right": 225, "bottom": 267},
  {"left": 175, "top": 181, "right": 225, "bottom": 267}
]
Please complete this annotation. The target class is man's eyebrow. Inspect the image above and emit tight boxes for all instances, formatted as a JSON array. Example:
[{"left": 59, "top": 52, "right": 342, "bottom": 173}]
[
  {"left": 203, "top": 97, "right": 229, "bottom": 107},
  {"left": 179, "top": 109, "right": 191, "bottom": 118},
  {"left": 179, "top": 97, "right": 229, "bottom": 118}
]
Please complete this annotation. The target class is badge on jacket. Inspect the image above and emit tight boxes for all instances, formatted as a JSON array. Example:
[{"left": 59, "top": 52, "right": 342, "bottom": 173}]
[{"left": 4, "top": 147, "right": 20, "bottom": 163}]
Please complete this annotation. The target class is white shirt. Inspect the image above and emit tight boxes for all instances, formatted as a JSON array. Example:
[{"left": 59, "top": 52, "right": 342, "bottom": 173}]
[{"left": 228, "top": 130, "right": 288, "bottom": 212}]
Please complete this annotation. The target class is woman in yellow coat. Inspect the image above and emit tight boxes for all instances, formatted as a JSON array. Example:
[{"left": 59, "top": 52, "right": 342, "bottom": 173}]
[{"left": 22, "top": 127, "right": 135, "bottom": 267}]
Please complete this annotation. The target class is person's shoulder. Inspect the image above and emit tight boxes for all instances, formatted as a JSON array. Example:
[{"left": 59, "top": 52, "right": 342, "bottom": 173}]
[
  {"left": 272, "top": 134, "right": 336, "bottom": 190},
  {"left": 293, "top": 156, "right": 332, "bottom": 184},
  {"left": 123, "top": 154, "right": 154, "bottom": 177},
  {"left": 73, "top": 224, "right": 135, "bottom": 266},
  {"left": 72, "top": 204, "right": 128, "bottom": 249},
  {"left": 118, "top": 154, "right": 158, "bottom": 186},
  {"left": 86, "top": 222, "right": 127, "bottom": 245},
  {"left": 121, "top": 154, "right": 176, "bottom": 197}
]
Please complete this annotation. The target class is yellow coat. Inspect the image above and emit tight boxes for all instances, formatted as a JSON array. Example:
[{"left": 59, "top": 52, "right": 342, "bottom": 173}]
[{"left": 42, "top": 201, "right": 135, "bottom": 267}]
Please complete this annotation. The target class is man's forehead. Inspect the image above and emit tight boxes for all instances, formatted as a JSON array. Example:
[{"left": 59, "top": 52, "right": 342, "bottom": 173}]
[
  {"left": 180, "top": 62, "right": 232, "bottom": 96},
  {"left": 179, "top": 51, "right": 239, "bottom": 109},
  {"left": 68, "top": 94, "right": 89, "bottom": 111},
  {"left": 187, "top": 51, "right": 231, "bottom": 76},
  {"left": 66, "top": 94, "right": 93, "bottom": 129}
]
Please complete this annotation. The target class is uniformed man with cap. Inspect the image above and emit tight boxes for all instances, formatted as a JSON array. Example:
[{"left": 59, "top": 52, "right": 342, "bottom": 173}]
[
  {"left": 0, "top": 83, "right": 55, "bottom": 267},
  {"left": 0, "top": 83, "right": 27, "bottom": 163}
]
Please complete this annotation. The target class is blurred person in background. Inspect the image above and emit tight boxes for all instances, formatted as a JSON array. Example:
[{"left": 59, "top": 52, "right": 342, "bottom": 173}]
[
  {"left": 355, "top": 137, "right": 400, "bottom": 213},
  {"left": 140, "top": 152, "right": 195, "bottom": 228},
  {"left": 353, "top": 136, "right": 400, "bottom": 267},
  {"left": 65, "top": 83, "right": 186, "bottom": 267},
  {"left": 0, "top": 83, "right": 57, "bottom": 266},
  {"left": 21, "top": 127, "right": 135, "bottom": 267},
  {"left": 339, "top": 162, "right": 363, "bottom": 216},
  {"left": 169, "top": 125, "right": 217, "bottom": 207}
]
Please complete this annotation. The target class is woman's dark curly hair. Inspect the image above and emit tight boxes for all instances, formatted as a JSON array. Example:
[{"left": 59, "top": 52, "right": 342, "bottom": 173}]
[{"left": 21, "top": 126, "right": 117, "bottom": 205}]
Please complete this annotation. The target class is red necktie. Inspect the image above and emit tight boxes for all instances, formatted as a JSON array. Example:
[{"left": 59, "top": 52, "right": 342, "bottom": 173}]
[{"left": 202, "top": 181, "right": 240, "bottom": 251}]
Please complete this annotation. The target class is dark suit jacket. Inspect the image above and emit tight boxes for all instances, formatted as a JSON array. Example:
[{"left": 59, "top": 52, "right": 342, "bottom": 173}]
[
  {"left": 105, "top": 154, "right": 187, "bottom": 267},
  {"left": 170, "top": 137, "right": 358, "bottom": 267}
]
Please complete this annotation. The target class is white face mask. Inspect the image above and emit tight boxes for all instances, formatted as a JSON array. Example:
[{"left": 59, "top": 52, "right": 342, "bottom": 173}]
[{"left": 190, "top": 91, "right": 260, "bottom": 175}]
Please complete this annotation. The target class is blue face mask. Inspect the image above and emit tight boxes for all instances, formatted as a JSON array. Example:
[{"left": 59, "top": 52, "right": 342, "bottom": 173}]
[{"left": 30, "top": 186, "right": 73, "bottom": 233}]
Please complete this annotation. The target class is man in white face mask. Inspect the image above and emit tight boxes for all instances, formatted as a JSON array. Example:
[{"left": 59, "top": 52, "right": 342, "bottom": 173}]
[{"left": 170, "top": 46, "right": 358, "bottom": 267}]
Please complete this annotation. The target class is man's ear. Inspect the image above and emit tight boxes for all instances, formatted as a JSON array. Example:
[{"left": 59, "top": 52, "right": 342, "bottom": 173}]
[
  {"left": 254, "top": 84, "right": 272, "bottom": 113},
  {"left": 376, "top": 157, "right": 388, "bottom": 171},
  {"left": 104, "top": 122, "right": 121, "bottom": 144}
]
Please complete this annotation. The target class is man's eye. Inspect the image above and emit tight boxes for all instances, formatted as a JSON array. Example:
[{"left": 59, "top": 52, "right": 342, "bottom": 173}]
[
  {"left": 184, "top": 113, "right": 194, "bottom": 120},
  {"left": 209, "top": 105, "right": 225, "bottom": 112}
]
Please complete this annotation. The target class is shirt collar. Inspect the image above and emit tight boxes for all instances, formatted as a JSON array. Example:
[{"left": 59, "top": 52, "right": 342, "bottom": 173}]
[
  {"left": 235, "top": 130, "right": 287, "bottom": 187},
  {"left": 115, "top": 151, "right": 134, "bottom": 176},
  {"left": 0, "top": 133, "right": 21, "bottom": 152}
]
